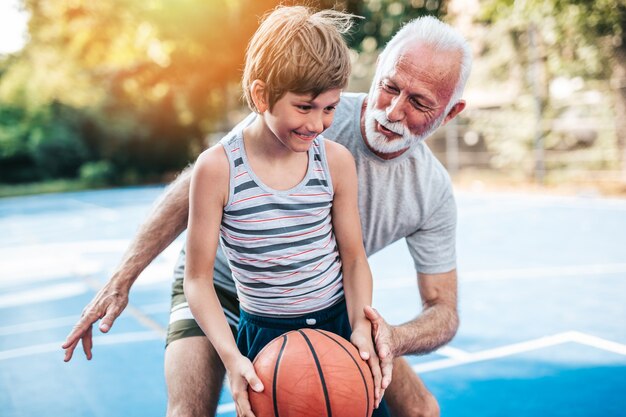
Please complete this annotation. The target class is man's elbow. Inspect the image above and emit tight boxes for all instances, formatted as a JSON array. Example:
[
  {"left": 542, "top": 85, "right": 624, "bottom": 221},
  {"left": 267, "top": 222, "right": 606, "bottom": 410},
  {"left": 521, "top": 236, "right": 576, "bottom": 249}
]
[{"left": 442, "top": 306, "right": 460, "bottom": 344}]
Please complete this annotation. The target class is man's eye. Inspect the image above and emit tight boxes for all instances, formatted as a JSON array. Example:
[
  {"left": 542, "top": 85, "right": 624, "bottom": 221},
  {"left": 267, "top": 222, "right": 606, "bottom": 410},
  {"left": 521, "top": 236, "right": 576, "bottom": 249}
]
[
  {"left": 381, "top": 82, "right": 398, "bottom": 93},
  {"left": 410, "top": 99, "right": 428, "bottom": 110}
]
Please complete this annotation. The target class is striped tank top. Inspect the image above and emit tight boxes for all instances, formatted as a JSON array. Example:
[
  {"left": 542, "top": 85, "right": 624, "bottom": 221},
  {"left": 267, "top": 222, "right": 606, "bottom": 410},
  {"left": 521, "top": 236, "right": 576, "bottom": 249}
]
[{"left": 219, "top": 132, "right": 344, "bottom": 316}]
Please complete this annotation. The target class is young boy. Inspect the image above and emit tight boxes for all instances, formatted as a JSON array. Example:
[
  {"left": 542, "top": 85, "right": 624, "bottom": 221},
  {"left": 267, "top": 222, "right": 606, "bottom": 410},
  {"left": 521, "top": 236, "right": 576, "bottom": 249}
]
[{"left": 184, "top": 6, "right": 389, "bottom": 416}]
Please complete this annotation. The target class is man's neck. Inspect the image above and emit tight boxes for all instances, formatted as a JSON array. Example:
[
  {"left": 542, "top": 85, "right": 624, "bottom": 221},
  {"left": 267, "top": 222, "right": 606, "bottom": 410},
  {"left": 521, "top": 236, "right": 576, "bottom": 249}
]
[{"left": 360, "top": 97, "right": 409, "bottom": 160}]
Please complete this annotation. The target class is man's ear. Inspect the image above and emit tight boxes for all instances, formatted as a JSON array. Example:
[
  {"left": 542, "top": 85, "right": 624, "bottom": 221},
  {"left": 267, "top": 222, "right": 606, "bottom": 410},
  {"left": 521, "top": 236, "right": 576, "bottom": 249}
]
[
  {"left": 250, "top": 80, "right": 269, "bottom": 113},
  {"left": 442, "top": 100, "right": 466, "bottom": 125}
]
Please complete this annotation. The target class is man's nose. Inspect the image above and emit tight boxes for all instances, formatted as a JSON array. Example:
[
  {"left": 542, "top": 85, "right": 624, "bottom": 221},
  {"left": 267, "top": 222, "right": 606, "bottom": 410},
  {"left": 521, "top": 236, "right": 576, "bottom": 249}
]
[{"left": 386, "top": 95, "right": 404, "bottom": 123}]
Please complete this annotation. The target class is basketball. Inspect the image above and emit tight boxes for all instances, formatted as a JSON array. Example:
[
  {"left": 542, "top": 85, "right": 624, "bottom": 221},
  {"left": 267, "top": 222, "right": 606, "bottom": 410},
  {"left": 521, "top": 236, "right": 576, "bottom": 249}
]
[{"left": 248, "top": 328, "right": 374, "bottom": 417}]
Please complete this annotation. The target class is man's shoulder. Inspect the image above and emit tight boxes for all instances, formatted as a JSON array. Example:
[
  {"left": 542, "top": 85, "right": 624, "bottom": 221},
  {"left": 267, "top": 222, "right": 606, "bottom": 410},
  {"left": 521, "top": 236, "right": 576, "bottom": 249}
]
[
  {"left": 405, "top": 143, "right": 454, "bottom": 196},
  {"left": 337, "top": 92, "right": 367, "bottom": 114}
]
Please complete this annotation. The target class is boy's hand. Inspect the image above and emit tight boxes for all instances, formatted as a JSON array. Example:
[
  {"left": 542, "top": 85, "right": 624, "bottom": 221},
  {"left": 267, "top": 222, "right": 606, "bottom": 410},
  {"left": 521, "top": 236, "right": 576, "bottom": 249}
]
[
  {"left": 350, "top": 324, "right": 384, "bottom": 408},
  {"left": 226, "top": 355, "right": 264, "bottom": 417},
  {"left": 364, "top": 306, "right": 394, "bottom": 393}
]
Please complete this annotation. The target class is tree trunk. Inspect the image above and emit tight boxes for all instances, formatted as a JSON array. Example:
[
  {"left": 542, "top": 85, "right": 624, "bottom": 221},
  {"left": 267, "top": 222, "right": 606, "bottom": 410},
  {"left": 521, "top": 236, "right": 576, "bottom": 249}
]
[{"left": 611, "top": 43, "right": 626, "bottom": 180}]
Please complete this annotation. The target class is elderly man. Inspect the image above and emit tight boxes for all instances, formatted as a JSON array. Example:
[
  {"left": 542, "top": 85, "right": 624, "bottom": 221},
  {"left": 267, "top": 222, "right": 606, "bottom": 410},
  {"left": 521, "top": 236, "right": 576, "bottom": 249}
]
[{"left": 63, "top": 15, "right": 471, "bottom": 417}]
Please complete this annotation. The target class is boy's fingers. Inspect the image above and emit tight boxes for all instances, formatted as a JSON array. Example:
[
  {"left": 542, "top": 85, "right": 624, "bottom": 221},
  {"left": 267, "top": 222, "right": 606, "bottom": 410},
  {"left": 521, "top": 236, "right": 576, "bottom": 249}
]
[
  {"left": 246, "top": 373, "right": 264, "bottom": 393},
  {"left": 233, "top": 386, "right": 257, "bottom": 417}
]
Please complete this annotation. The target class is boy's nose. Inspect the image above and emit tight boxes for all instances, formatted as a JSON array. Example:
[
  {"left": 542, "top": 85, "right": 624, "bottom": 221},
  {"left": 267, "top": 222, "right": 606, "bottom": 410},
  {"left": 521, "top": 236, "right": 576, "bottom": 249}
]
[{"left": 306, "top": 115, "right": 325, "bottom": 134}]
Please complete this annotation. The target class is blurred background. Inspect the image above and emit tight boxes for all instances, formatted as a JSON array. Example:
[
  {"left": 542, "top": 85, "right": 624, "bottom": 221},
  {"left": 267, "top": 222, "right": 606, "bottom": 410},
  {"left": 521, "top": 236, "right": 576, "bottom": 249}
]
[{"left": 1, "top": 0, "right": 625, "bottom": 197}]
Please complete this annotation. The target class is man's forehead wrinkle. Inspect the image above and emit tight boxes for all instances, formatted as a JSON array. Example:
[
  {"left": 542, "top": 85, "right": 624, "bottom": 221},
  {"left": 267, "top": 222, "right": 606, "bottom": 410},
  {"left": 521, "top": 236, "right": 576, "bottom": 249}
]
[
  {"left": 388, "top": 54, "right": 442, "bottom": 105},
  {"left": 393, "top": 44, "right": 460, "bottom": 101}
]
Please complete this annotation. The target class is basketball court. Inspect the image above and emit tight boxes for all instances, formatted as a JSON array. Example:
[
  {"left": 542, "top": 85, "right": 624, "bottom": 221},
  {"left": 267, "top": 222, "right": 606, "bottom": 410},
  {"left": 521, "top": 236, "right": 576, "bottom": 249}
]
[{"left": 1, "top": 186, "right": 625, "bottom": 416}]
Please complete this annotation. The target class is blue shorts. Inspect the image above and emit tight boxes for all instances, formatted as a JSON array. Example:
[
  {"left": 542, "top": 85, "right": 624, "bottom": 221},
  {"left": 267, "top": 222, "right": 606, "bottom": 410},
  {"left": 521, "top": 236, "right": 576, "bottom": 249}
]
[{"left": 237, "top": 299, "right": 390, "bottom": 417}]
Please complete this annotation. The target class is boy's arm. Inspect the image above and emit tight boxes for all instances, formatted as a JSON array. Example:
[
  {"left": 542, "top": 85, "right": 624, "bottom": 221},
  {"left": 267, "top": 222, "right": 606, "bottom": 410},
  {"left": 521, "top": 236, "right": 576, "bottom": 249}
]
[
  {"left": 184, "top": 147, "right": 263, "bottom": 417},
  {"left": 325, "top": 140, "right": 386, "bottom": 407},
  {"left": 62, "top": 167, "right": 193, "bottom": 361}
]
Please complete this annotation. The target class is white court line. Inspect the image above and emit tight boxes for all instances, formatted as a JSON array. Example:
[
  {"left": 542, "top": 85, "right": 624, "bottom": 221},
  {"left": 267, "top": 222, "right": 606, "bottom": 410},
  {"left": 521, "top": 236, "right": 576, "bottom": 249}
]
[
  {"left": 0, "top": 302, "right": 170, "bottom": 336},
  {"left": 436, "top": 346, "right": 472, "bottom": 359},
  {"left": 374, "top": 263, "right": 626, "bottom": 290},
  {"left": 215, "top": 331, "right": 626, "bottom": 415},
  {"left": 462, "top": 263, "right": 626, "bottom": 283},
  {"left": 568, "top": 331, "right": 626, "bottom": 356},
  {"left": 66, "top": 199, "right": 121, "bottom": 220},
  {"left": 0, "top": 331, "right": 162, "bottom": 361},
  {"left": 0, "top": 282, "right": 88, "bottom": 308},
  {"left": 0, "top": 239, "right": 181, "bottom": 288},
  {"left": 455, "top": 191, "right": 626, "bottom": 211},
  {"left": 217, "top": 403, "right": 237, "bottom": 414},
  {"left": 412, "top": 331, "right": 626, "bottom": 374}
]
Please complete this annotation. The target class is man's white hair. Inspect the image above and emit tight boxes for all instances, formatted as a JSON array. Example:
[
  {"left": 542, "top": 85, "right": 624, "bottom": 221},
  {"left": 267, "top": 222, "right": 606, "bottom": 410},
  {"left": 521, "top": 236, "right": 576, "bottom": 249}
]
[{"left": 375, "top": 15, "right": 473, "bottom": 114}]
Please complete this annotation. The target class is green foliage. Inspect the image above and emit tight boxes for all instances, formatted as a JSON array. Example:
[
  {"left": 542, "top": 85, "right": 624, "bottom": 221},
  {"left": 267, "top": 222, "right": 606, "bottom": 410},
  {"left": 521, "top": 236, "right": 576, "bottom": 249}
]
[
  {"left": 479, "top": 0, "right": 626, "bottom": 79},
  {"left": 344, "top": 0, "right": 444, "bottom": 51},
  {"left": 79, "top": 161, "right": 116, "bottom": 186},
  {"left": 0, "top": 0, "right": 444, "bottom": 189}
]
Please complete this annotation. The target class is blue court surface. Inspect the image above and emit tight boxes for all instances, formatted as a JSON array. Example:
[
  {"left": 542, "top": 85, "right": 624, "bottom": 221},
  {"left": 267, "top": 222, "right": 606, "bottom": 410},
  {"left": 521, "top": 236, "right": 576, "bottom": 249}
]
[{"left": 1, "top": 186, "right": 625, "bottom": 416}]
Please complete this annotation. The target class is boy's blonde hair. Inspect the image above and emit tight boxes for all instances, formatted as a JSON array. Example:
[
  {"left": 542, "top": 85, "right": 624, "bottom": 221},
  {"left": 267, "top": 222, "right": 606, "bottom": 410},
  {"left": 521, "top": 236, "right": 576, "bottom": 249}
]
[{"left": 242, "top": 6, "right": 353, "bottom": 112}]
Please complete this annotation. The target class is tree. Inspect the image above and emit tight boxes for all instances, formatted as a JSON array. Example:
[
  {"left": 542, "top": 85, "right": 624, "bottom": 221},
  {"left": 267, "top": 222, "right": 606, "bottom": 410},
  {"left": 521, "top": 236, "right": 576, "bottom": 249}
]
[{"left": 480, "top": 0, "right": 626, "bottom": 177}]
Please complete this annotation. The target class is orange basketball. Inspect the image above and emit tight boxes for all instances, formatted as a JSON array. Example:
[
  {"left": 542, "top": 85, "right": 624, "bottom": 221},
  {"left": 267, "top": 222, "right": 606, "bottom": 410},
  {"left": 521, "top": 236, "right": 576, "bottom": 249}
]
[{"left": 248, "top": 328, "right": 374, "bottom": 417}]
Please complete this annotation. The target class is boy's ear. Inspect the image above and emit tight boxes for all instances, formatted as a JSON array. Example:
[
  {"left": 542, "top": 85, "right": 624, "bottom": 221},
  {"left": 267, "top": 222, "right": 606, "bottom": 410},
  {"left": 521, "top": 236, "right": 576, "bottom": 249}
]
[{"left": 250, "top": 80, "right": 269, "bottom": 113}]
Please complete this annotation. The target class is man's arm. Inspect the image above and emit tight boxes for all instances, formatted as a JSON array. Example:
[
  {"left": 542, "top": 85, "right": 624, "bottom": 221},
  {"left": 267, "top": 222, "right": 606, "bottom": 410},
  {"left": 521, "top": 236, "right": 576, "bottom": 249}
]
[
  {"left": 392, "top": 269, "right": 458, "bottom": 356},
  {"left": 365, "top": 269, "right": 458, "bottom": 377},
  {"left": 62, "top": 166, "right": 193, "bottom": 361}
]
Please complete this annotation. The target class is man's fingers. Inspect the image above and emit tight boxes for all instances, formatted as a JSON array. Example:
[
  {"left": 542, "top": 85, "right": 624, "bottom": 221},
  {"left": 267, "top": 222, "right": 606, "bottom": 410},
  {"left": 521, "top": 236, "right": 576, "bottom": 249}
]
[
  {"left": 61, "top": 315, "right": 94, "bottom": 349},
  {"left": 380, "top": 357, "right": 393, "bottom": 389},
  {"left": 99, "top": 308, "right": 119, "bottom": 333},
  {"left": 368, "top": 355, "right": 383, "bottom": 407},
  {"left": 81, "top": 326, "right": 94, "bottom": 360},
  {"left": 363, "top": 305, "right": 381, "bottom": 322},
  {"left": 63, "top": 339, "right": 79, "bottom": 362}
]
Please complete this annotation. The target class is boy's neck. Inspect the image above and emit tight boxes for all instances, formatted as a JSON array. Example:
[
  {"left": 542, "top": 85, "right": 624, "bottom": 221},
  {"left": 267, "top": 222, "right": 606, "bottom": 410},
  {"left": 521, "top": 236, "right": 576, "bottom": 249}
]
[
  {"left": 242, "top": 115, "right": 311, "bottom": 191},
  {"left": 243, "top": 115, "right": 305, "bottom": 162}
]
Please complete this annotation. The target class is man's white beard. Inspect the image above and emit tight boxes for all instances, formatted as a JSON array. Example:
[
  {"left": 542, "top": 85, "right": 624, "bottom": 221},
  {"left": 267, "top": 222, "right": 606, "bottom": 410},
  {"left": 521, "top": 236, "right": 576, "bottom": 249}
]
[{"left": 364, "top": 102, "right": 446, "bottom": 155}]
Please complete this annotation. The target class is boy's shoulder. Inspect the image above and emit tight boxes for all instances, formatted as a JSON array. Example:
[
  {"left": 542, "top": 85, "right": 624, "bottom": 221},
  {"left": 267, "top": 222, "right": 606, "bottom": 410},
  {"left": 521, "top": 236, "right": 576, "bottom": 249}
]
[
  {"left": 194, "top": 143, "right": 229, "bottom": 180},
  {"left": 322, "top": 137, "right": 354, "bottom": 167}
]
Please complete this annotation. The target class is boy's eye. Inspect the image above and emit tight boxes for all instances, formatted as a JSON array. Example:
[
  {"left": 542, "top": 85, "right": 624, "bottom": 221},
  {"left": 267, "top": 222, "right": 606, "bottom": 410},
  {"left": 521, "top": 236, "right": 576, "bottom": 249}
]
[
  {"left": 296, "top": 105, "right": 312, "bottom": 111},
  {"left": 324, "top": 106, "right": 336, "bottom": 112}
]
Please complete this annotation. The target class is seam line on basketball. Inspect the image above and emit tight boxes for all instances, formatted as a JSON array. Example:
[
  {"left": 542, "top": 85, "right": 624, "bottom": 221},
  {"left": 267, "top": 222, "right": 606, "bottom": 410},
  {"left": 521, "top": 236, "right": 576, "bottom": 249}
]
[
  {"left": 273, "top": 335, "right": 288, "bottom": 417},
  {"left": 313, "top": 329, "right": 371, "bottom": 417},
  {"left": 298, "top": 330, "right": 332, "bottom": 417}
]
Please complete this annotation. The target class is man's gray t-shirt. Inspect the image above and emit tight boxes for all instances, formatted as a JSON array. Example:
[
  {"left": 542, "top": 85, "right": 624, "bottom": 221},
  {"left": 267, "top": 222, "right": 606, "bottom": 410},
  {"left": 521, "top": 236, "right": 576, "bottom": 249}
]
[{"left": 173, "top": 92, "right": 456, "bottom": 295}]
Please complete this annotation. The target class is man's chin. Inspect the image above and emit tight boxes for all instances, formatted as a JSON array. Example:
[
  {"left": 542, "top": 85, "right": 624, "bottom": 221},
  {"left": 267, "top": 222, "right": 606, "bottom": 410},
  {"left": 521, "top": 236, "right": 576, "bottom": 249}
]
[{"left": 367, "top": 134, "right": 413, "bottom": 154}]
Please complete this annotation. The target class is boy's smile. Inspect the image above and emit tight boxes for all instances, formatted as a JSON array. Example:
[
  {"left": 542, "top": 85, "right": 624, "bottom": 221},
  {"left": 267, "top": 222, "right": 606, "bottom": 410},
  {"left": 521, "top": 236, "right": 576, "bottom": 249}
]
[{"left": 262, "top": 88, "right": 342, "bottom": 153}]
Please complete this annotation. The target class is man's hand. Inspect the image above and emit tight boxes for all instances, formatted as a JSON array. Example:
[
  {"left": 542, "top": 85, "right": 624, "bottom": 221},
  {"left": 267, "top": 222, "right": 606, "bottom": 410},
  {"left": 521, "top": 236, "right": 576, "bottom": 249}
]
[
  {"left": 226, "top": 355, "right": 264, "bottom": 417},
  {"left": 350, "top": 324, "right": 385, "bottom": 408},
  {"left": 61, "top": 282, "right": 129, "bottom": 361},
  {"left": 364, "top": 306, "right": 396, "bottom": 392}
]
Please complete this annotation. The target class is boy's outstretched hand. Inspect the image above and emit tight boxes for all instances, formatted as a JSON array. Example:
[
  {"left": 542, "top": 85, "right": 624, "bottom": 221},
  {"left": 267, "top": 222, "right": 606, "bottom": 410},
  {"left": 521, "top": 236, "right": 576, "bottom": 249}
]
[{"left": 350, "top": 322, "right": 385, "bottom": 408}]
